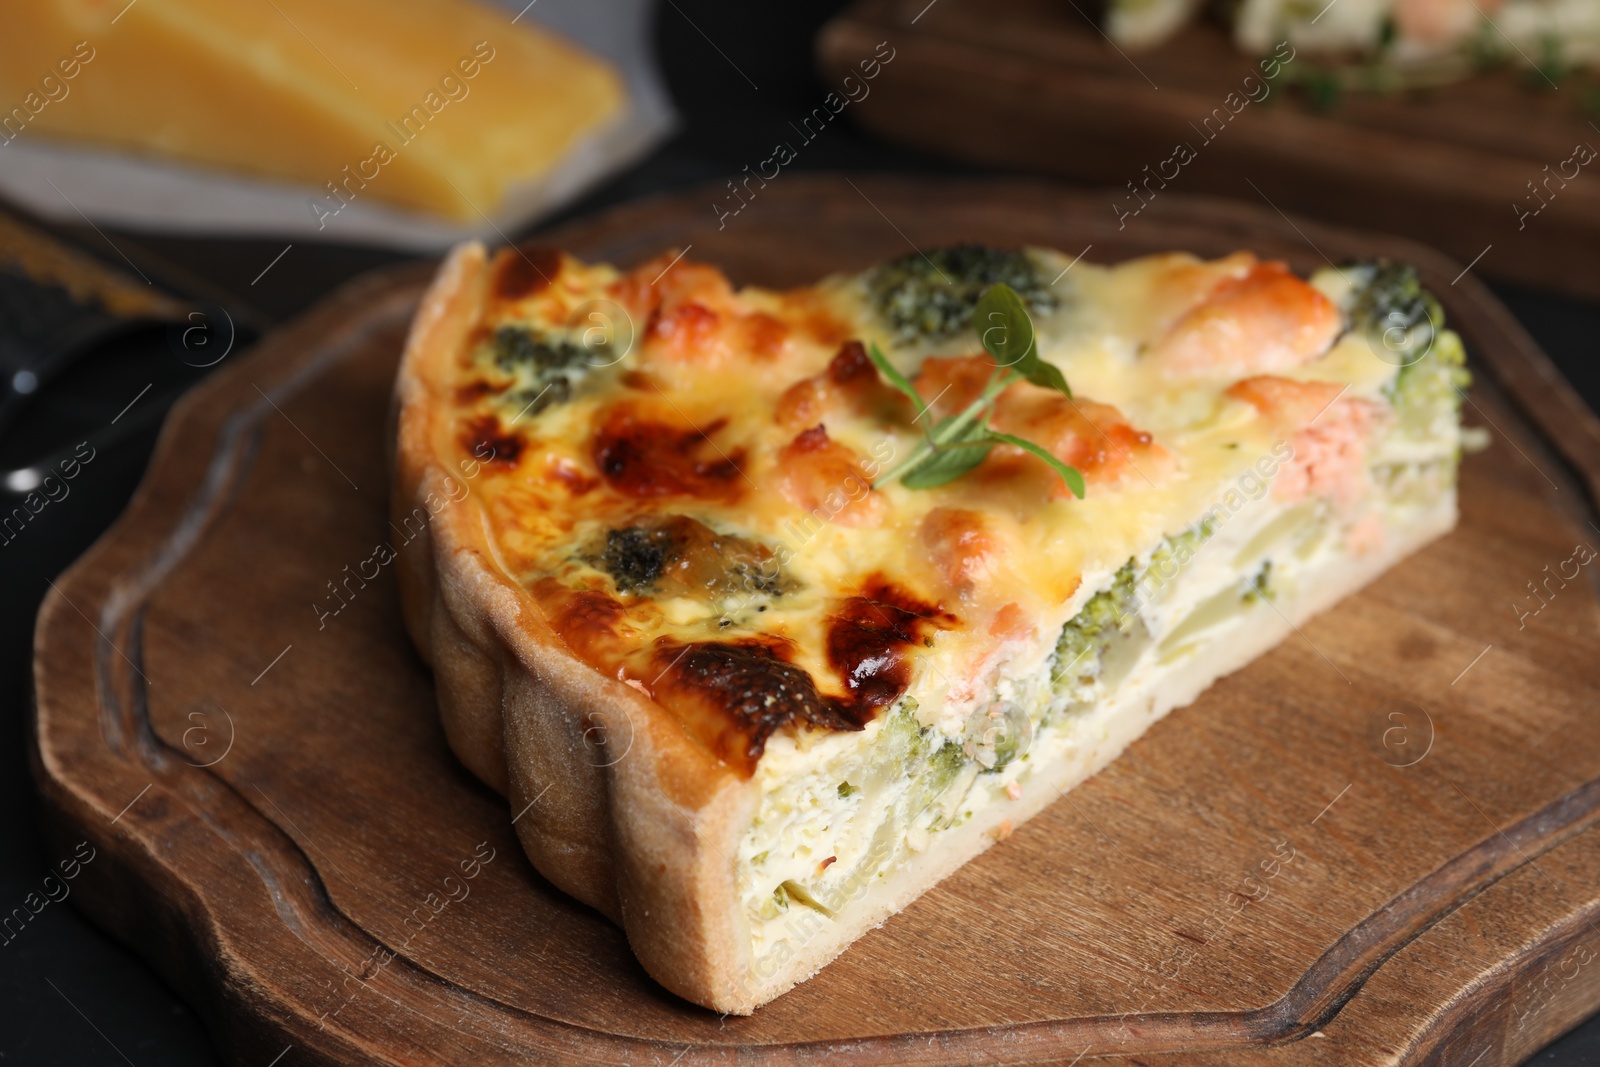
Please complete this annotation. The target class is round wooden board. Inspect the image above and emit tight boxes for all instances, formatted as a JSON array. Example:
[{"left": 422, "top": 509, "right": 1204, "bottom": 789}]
[{"left": 30, "top": 176, "right": 1600, "bottom": 1066}]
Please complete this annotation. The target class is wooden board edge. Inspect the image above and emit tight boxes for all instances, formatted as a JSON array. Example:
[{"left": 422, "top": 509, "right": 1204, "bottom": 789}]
[{"left": 816, "top": 2, "right": 1600, "bottom": 305}]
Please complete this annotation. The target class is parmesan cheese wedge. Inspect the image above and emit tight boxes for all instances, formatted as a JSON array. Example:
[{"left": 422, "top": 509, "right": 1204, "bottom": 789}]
[{"left": 0, "top": 0, "right": 626, "bottom": 222}]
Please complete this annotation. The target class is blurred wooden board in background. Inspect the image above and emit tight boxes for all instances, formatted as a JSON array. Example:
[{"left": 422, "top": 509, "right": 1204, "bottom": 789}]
[
  {"left": 820, "top": 0, "right": 1600, "bottom": 304},
  {"left": 30, "top": 177, "right": 1600, "bottom": 1064}
]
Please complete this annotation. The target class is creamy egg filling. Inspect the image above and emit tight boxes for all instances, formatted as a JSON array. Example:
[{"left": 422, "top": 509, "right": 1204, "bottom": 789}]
[{"left": 736, "top": 360, "right": 1463, "bottom": 973}]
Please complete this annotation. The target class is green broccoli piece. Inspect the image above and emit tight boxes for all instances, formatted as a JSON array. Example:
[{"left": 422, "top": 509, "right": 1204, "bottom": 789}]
[
  {"left": 875, "top": 699, "right": 977, "bottom": 827},
  {"left": 487, "top": 324, "right": 596, "bottom": 417},
  {"left": 1349, "top": 262, "right": 1443, "bottom": 347},
  {"left": 1388, "top": 329, "right": 1471, "bottom": 435},
  {"left": 491, "top": 324, "right": 589, "bottom": 374},
  {"left": 1147, "top": 517, "right": 1215, "bottom": 577},
  {"left": 987, "top": 718, "right": 1026, "bottom": 772},
  {"left": 876, "top": 699, "right": 932, "bottom": 770},
  {"left": 924, "top": 740, "right": 967, "bottom": 791},
  {"left": 1339, "top": 262, "right": 1471, "bottom": 431},
  {"left": 1242, "top": 559, "right": 1274, "bottom": 603},
  {"left": 758, "top": 883, "right": 790, "bottom": 920},
  {"left": 1053, "top": 559, "right": 1138, "bottom": 684},
  {"left": 866, "top": 244, "right": 1056, "bottom": 344}
]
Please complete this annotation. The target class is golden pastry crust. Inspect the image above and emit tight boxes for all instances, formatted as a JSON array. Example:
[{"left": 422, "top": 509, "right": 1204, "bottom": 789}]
[{"left": 391, "top": 242, "right": 760, "bottom": 1010}]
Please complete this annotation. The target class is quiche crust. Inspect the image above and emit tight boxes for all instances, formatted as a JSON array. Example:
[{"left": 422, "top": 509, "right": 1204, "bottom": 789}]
[{"left": 393, "top": 243, "right": 757, "bottom": 1008}]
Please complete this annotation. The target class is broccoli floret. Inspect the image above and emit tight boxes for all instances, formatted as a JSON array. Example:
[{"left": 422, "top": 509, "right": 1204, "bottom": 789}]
[
  {"left": 876, "top": 699, "right": 932, "bottom": 769},
  {"left": 874, "top": 700, "right": 977, "bottom": 826},
  {"left": 911, "top": 738, "right": 976, "bottom": 831},
  {"left": 487, "top": 324, "right": 596, "bottom": 417},
  {"left": 924, "top": 740, "right": 967, "bottom": 791},
  {"left": 1053, "top": 559, "right": 1138, "bottom": 684},
  {"left": 1288, "top": 65, "right": 1344, "bottom": 112},
  {"left": 1242, "top": 559, "right": 1274, "bottom": 604},
  {"left": 867, "top": 244, "right": 1056, "bottom": 344},
  {"left": 600, "top": 526, "right": 671, "bottom": 592},
  {"left": 758, "top": 883, "right": 790, "bottom": 920},
  {"left": 1349, "top": 262, "right": 1443, "bottom": 346},
  {"left": 1147, "top": 517, "right": 1215, "bottom": 577},
  {"left": 1337, "top": 262, "right": 1471, "bottom": 431},
  {"left": 1389, "top": 329, "right": 1471, "bottom": 435},
  {"left": 492, "top": 324, "right": 589, "bottom": 373}
]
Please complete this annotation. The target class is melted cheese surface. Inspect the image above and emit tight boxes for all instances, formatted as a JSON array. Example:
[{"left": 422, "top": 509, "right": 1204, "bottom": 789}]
[{"left": 443, "top": 246, "right": 1414, "bottom": 776}]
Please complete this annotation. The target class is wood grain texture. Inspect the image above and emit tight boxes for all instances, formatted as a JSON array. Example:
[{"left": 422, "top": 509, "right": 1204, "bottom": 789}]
[
  {"left": 818, "top": 0, "right": 1600, "bottom": 303},
  {"left": 30, "top": 176, "right": 1600, "bottom": 1065}
]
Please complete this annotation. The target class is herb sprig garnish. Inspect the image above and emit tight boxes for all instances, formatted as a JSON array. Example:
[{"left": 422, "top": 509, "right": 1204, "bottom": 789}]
[{"left": 869, "top": 283, "right": 1086, "bottom": 498}]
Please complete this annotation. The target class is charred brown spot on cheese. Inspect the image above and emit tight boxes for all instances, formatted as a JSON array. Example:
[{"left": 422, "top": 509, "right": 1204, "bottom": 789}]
[
  {"left": 828, "top": 340, "right": 873, "bottom": 385},
  {"left": 650, "top": 639, "right": 858, "bottom": 775},
  {"left": 598, "top": 514, "right": 785, "bottom": 599},
  {"left": 826, "top": 578, "right": 956, "bottom": 727},
  {"left": 591, "top": 406, "right": 746, "bottom": 500},
  {"left": 493, "top": 246, "right": 561, "bottom": 301},
  {"left": 460, "top": 414, "right": 525, "bottom": 469},
  {"left": 455, "top": 380, "right": 509, "bottom": 405},
  {"left": 530, "top": 577, "right": 635, "bottom": 663},
  {"left": 790, "top": 425, "right": 830, "bottom": 453},
  {"left": 546, "top": 457, "right": 598, "bottom": 496}
]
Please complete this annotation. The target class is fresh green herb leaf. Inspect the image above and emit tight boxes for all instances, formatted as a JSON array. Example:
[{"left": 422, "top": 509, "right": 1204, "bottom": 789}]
[
  {"left": 866, "top": 341, "right": 928, "bottom": 422},
  {"left": 986, "top": 430, "right": 1086, "bottom": 498},
  {"left": 869, "top": 282, "right": 1085, "bottom": 499},
  {"left": 1020, "top": 356, "right": 1072, "bottom": 399},
  {"left": 975, "top": 284, "right": 1072, "bottom": 398},
  {"left": 900, "top": 446, "right": 992, "bottom": 489},
  {"left": 901, "top": 418, "right": 995, "bottom": 489},
  {"left": 973, "top": 284, "right": 1036, "bottom": 371}
]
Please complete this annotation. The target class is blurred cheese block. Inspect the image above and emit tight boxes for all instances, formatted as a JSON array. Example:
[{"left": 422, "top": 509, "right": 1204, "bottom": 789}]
[{"left": 0, "top": 0, "right": 627, "bottom": 222}]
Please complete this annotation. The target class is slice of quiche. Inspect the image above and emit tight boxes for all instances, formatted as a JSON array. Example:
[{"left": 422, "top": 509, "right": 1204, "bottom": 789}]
[{"left": 391, "top": 241, "right": 1466, "bottom": 1013}]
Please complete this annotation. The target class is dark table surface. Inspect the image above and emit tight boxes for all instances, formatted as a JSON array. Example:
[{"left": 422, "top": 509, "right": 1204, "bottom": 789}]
[{"left": 3, "top": 2, "right": 1599, "bottom": 1063}]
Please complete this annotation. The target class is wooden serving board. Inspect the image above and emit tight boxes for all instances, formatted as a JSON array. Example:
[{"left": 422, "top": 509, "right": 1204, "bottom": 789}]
[
  {"left": 31, "top": 176, "right": 1600, "bottom": 1066},
  {"left": 819, "top": 0, "right": 1600, "bottom": 304}
]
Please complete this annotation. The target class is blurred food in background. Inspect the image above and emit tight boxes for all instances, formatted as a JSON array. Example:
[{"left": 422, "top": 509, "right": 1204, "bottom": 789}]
[
  {"left": 0, "top": 0, "right": 673, "bottom": 247},
  {"left": 1100, "top": 0, "right": 1209, "bottom": 49},
  {"left": 820, "top": 0, "right": 1600, "bottom": 301},
  {"left": 1, "top": 0, "right": 624, "bottom": 220},
  {"left": 1103, "top": 0, "right": 1599, "bottom": 92}
]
